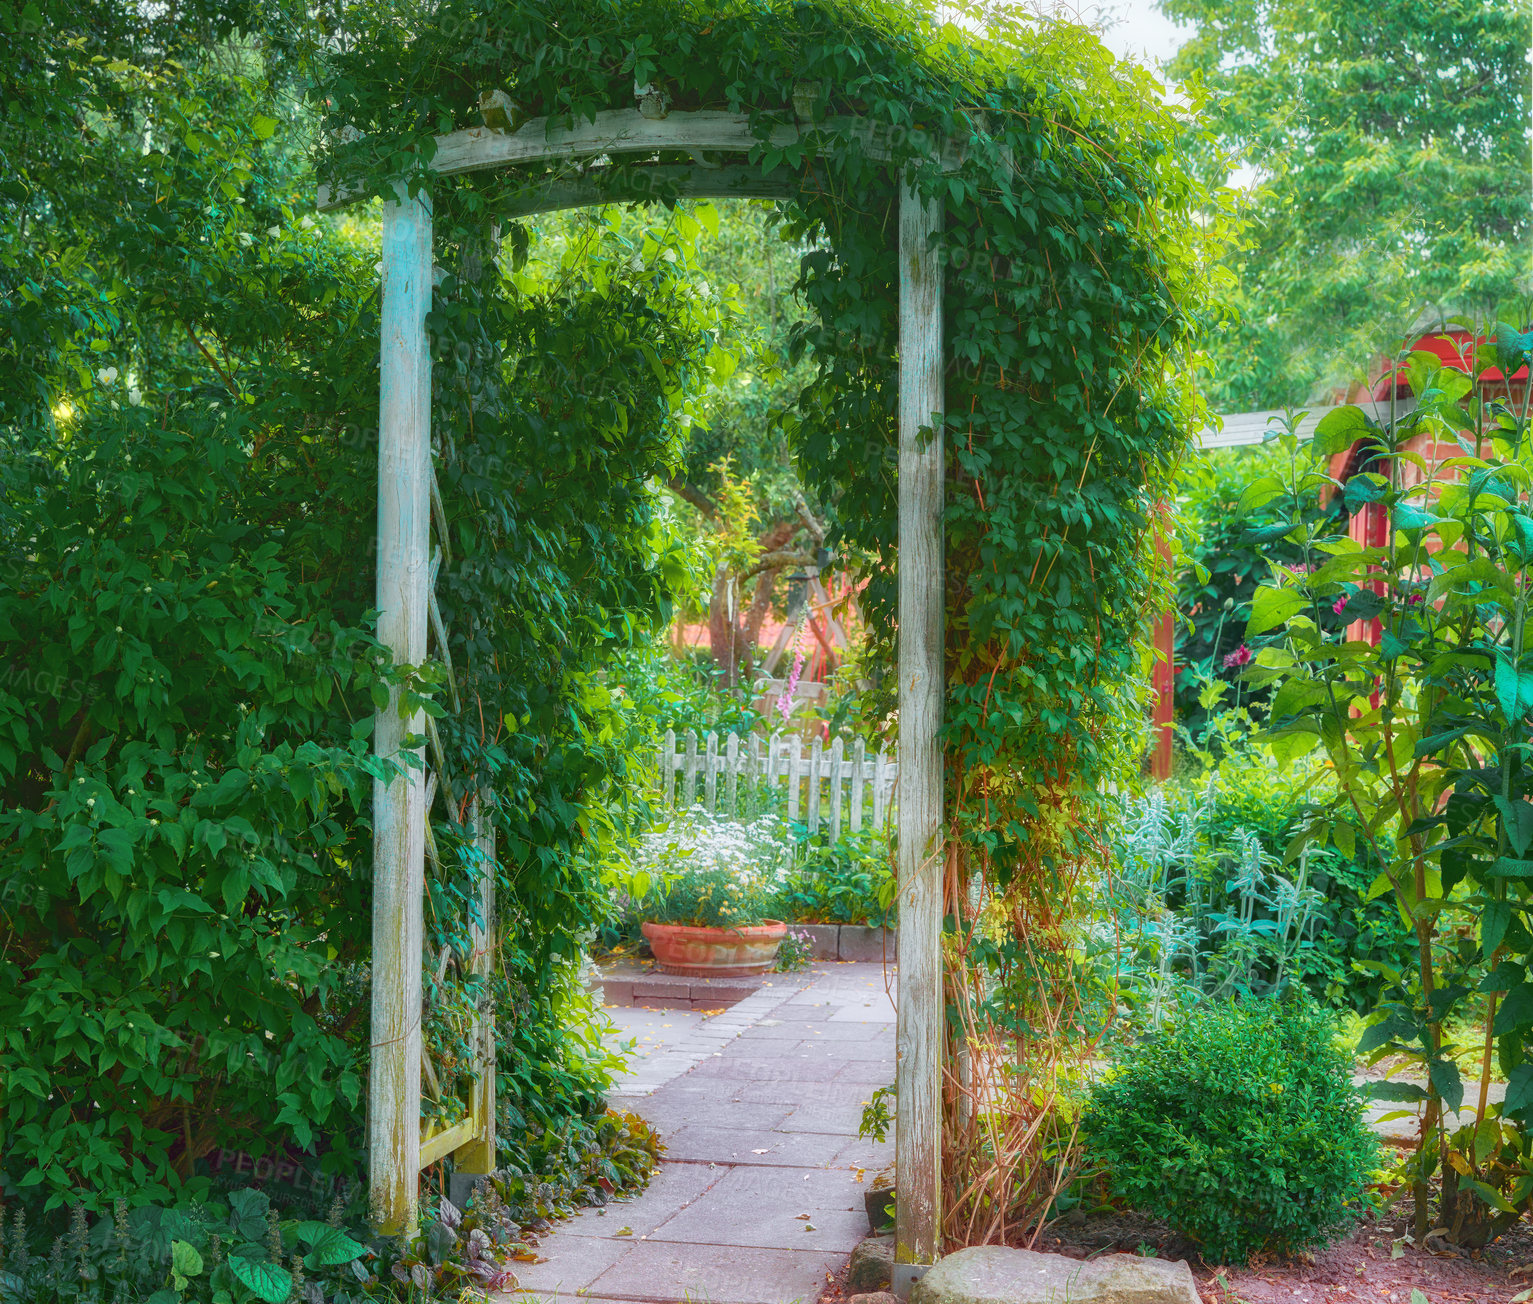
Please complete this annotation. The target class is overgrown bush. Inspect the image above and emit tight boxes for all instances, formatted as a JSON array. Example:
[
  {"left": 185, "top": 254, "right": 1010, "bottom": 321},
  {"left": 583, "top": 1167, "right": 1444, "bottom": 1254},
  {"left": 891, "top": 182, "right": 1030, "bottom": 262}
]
[
  {"left": 1083, "top": 997, "right": 1378, "bottom": 1262},
  {"left": 775, "top": 826, "right": 893, "bottom": 926},
  {"left": 0, "top": 36, "right": 719, "bottom": 1222}
]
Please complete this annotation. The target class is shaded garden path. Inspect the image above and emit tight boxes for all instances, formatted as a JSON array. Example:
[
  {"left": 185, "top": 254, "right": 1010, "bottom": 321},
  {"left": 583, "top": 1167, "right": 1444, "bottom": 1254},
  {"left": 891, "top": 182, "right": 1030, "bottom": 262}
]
[{"left": 502, "top": 962, "right": 896, "bottom": 1304}]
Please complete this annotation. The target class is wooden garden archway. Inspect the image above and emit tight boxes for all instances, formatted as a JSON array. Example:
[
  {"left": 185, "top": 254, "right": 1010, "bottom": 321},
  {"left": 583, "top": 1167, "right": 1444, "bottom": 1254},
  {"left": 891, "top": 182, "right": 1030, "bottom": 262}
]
[{"left": 321, "top": 99, "right": 954, "bottom": 1289}]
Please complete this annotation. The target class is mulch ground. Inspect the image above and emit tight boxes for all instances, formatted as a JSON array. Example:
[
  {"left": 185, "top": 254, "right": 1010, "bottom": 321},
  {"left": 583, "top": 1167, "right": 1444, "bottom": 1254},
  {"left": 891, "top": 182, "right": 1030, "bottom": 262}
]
[
  {"left": 1036, "top": 1201, "right": 1532, "bottom": 1304},
  {"left": 817, "top": 1204, "right": 1533, "bottom": 1303}
]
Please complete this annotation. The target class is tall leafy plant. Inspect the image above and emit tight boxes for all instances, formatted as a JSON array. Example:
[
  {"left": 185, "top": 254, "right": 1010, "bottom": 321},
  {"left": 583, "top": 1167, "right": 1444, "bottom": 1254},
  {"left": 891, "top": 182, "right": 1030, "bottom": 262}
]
[{"left": 1242, "top": 322, "right": 1533, "bottom": 1243}]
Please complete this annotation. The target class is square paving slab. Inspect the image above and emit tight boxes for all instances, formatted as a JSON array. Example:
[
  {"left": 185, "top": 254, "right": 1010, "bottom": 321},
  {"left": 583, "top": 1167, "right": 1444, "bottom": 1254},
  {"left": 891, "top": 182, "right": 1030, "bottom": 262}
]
[{"left": 496, "top": 962, "right": 895, "bottom": 1304}]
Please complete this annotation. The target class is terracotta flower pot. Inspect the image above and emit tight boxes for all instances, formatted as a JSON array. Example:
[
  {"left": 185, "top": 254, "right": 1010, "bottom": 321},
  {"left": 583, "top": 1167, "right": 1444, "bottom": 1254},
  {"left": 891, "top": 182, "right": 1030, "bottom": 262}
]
[{"left": 641, "top": 919, "right": 787, "bottom": 977}]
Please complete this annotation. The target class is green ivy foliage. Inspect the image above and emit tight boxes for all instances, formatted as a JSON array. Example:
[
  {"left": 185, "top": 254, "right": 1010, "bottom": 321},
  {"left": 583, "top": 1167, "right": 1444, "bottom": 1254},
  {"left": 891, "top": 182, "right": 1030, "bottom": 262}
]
[
  {"left": 319, "top": 0, "right": 1224, "bottom": 1239},
  {"left": 319, "top": 0, "right": 1224, "bottom": 883},
  {"left": 2, "top": 4, "right": 722, "bottom": 1217},
  {"left": 1, "top": 36, "right": 389, "bottom": 1207}
]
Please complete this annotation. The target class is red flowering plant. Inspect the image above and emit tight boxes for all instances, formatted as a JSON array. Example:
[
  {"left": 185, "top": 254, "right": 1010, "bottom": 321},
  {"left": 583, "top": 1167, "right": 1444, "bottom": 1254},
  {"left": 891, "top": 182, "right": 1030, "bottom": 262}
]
[
  {"left": 1240, "top": 322, "right": 1533, "bottom": 1247},
  {"left": 1174, "top": 444, "right": 1348, "bottom": 742}
]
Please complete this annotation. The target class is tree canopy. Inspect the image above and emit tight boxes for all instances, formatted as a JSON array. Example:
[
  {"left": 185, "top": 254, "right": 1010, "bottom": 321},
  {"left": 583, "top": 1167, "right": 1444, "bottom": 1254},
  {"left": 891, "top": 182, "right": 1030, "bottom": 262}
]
[{"left": 1164, "top": 0, "right": 1532, "bottom": 408}]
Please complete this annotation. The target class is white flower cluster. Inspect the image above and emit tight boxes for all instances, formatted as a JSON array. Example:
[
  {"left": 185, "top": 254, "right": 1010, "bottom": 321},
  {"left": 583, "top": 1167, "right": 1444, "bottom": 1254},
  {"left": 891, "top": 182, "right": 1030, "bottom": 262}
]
[{"left": 630, "top": 808, "right": 791, "bottom": 888}]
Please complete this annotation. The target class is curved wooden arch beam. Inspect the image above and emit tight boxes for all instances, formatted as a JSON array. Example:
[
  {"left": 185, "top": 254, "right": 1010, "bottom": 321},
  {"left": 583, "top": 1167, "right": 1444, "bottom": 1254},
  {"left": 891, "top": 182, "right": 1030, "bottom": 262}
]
[
  {"left": 492, "top": 163, "right": 802, "bottom": 220},
  {"left": 317, "top": 106, "right": 961, "bottom": 211}
]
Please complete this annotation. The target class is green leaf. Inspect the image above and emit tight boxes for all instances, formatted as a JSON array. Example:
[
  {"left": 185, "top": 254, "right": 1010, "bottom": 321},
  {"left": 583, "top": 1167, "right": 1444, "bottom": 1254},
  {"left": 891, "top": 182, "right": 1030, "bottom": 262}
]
[
  {"left": 1312, "top": 404, "right": 1371, "bottom": 455},
  {"left": 227, "top": 1255, "right": 292, "bottom": 1304},
  {"left": 1484, "top": 900, "right": 1513, "bottom": 956},
  {"left": 226, "top": 1188, "right": 269, "bottom": 1241},
  {"left": 1495, "top": 322, "right": 1533, "bottom": 378},
  {"left": 1480, "top": 960, "right": 1525, "bottom": 993},
  {"left": 1497, "top": 656, "right": 1522, "bottom": 721},
  {"left": 1358, "top": 1010, "right": 1417, "bottom": 1054},
  {"left": 1392, "top": 503, "right": 1442, "bottom": 533},
  {"left": 1361, "top": 1079, "right": 1427, "bottom": 1102},
  {"left": 1344, "top": 473, "right": 1389, "bottom": 512},
  {"left": 171, "top": 1240, "right": 204, "bottom": 1278},
  {"left": 1241, "top": 522, "right": 1300, "bottom": 546},
  {"left": 251, "top": 114, "right": 279, "bottom": 140},
  {"left": 1497, "top": 797, "right": 1533, "bottom": 857},
  {"left": 1463, "top": 1178, "right": 1518, "bottom": 1215},
  {"left": 1494, "top": 983, "right": 1533, "bottom": 1036},
  {"left": 1247, "top": 586, "right": 1307, "bottom": 636},
  {"left": 1429, "top": 1058, "right": 1463, "bottom": 1114},
  {"left": 302, "top": 1226, "right": 368, "bottom": 1268},
  {"left": 1504, "top": 1063, "right": 1533, "bottom": 1117}
]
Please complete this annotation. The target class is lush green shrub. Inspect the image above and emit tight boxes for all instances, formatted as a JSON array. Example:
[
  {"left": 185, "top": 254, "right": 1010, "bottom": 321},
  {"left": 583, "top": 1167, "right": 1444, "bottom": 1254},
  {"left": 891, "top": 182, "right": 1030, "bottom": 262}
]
[
  {"left": 0, "top": 54, "right": 717, "bottom": 1216},
  {"left": 1083, "top": 998, "right": 1378, "bottom": 1262},
  {"left": 606, "top": 641, "right": 764, "bottom": 741},
  {"left": 774, "top": 826, "right": 893, "bottom": 926},
  {"left": 0, "top": 1185, "right": 444, "bottom": 1303}
]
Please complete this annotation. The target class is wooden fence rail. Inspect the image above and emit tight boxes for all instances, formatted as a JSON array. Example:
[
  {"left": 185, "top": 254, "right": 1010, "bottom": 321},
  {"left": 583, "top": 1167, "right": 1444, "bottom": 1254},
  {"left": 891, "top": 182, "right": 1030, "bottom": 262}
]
[{"left": 655, "top": 730, "right": 897, "bottom": 841}]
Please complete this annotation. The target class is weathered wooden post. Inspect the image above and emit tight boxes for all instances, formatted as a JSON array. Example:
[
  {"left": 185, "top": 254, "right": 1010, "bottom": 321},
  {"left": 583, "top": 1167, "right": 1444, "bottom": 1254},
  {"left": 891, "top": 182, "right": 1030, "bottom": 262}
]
[
  {"left": 893, "top": 178, "right": 944, "bottom": 1294},
  {"left": 369, "top": 182, "right": 432, "bottom": 1236}
]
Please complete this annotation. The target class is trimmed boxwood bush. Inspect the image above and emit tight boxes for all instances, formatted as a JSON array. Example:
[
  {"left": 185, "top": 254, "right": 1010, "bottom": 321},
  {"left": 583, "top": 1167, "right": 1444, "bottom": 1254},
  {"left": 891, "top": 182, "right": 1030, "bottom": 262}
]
[{"left": 1083, "top": 997, "right": 1378, "bottom": 1262}]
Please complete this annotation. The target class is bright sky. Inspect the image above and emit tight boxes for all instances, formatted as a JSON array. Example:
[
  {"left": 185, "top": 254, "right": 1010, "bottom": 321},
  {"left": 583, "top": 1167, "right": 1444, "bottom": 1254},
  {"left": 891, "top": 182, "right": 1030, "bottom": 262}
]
[{"left": 1084, "top": 0, "right": 1192, "bottom": 67}]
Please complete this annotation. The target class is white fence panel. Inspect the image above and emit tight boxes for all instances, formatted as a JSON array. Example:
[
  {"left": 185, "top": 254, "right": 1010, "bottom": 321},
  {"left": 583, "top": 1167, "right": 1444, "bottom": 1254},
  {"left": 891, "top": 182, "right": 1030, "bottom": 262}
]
[{"left": 656, "top": 730, "right": 897, "bottom": 839}]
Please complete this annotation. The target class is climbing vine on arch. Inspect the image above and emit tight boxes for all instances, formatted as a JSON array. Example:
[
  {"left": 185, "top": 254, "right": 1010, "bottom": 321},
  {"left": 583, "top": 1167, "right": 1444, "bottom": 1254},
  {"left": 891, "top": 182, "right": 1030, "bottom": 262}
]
[{"left": 323, "top": 0, "right": 1227, "bottom": 1242}]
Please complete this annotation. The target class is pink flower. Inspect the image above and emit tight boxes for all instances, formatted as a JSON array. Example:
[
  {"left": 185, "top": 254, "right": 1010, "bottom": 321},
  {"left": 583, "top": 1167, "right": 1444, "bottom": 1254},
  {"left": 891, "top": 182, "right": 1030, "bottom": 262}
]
[
  {"left": 1332, "top": 596, "right": 1349, "bottom": 615},
  {"left": 1407, "top": 593, "right": 1424, "bottom": 605},
  {"left": 1223, "top": 644, "right": 1252, "bottom": 668},
  {"left": 776, "top": 649, "right": 806, "bottom": 722}
]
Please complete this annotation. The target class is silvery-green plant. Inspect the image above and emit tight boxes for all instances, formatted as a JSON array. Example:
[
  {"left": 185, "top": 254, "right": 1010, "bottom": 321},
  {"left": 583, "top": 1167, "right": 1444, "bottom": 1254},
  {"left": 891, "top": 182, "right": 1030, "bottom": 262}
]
[{"left": 1104, "top": 788, "right": 1325, "bottom": 1015}]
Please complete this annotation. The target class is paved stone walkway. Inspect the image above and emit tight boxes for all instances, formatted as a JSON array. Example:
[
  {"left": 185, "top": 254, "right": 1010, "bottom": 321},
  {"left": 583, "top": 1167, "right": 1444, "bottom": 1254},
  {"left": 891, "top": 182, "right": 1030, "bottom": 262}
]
[{"left": 501, "top": 961, "right": 897, "bottom": 1304}]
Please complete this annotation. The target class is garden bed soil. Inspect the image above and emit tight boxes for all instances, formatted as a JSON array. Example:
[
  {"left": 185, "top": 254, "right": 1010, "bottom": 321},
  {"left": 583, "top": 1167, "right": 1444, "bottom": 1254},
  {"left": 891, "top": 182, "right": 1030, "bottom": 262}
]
[
  {"left": 816, "top": 1205, "right": 1533, "bottom": 1302},
  {"left": 1032, "top": 1202, "right": 1533, "bottom": 1303}
]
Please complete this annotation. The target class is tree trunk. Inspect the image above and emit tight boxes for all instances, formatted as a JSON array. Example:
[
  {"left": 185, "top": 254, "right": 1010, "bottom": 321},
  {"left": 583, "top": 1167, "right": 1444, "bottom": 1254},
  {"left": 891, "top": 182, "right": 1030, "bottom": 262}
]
[
  {"left": 707, "top": 521, "right": 798, "bottom": 686},
  {"left": 709, "top": 562, "right": 742, "bottom": 687}
]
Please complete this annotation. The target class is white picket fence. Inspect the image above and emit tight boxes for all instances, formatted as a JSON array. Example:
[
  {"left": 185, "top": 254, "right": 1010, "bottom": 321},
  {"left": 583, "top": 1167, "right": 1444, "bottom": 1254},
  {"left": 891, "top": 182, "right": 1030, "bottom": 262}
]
[{"left": 657, "top": 730, "right": 897, "bottom": 840}]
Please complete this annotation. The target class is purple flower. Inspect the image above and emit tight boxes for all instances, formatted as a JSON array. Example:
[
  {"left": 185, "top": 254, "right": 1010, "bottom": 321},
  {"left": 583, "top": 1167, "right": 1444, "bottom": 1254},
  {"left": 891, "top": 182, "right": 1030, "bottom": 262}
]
[{"left": 1223, "top": 644, "right": 1252, "bottom": 668}]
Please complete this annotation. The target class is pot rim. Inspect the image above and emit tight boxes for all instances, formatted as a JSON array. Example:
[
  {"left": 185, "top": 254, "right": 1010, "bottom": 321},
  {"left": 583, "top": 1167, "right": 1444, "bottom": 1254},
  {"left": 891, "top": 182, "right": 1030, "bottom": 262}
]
[{"left": 640, "top": 918, "right": 786, "bottom": 939}]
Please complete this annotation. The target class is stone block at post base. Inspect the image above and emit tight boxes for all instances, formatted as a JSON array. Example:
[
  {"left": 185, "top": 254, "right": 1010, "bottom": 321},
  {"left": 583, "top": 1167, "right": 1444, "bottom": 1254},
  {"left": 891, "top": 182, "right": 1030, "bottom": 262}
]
[
  {"left": 847, "top": 1234, "right": 894, "bottom": 1291},
  {"left": 447, "top": 1171, "right": 492, "bottom": 1211},
  {"left": 909, "top": 1246, "right": 1201, "bottom": 1304},
  {"left": 839, "top": 926, "right": 895, "bottom": 962},
  {"left": 797, "top": 923, "right": 840, "bottom": 960}
]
